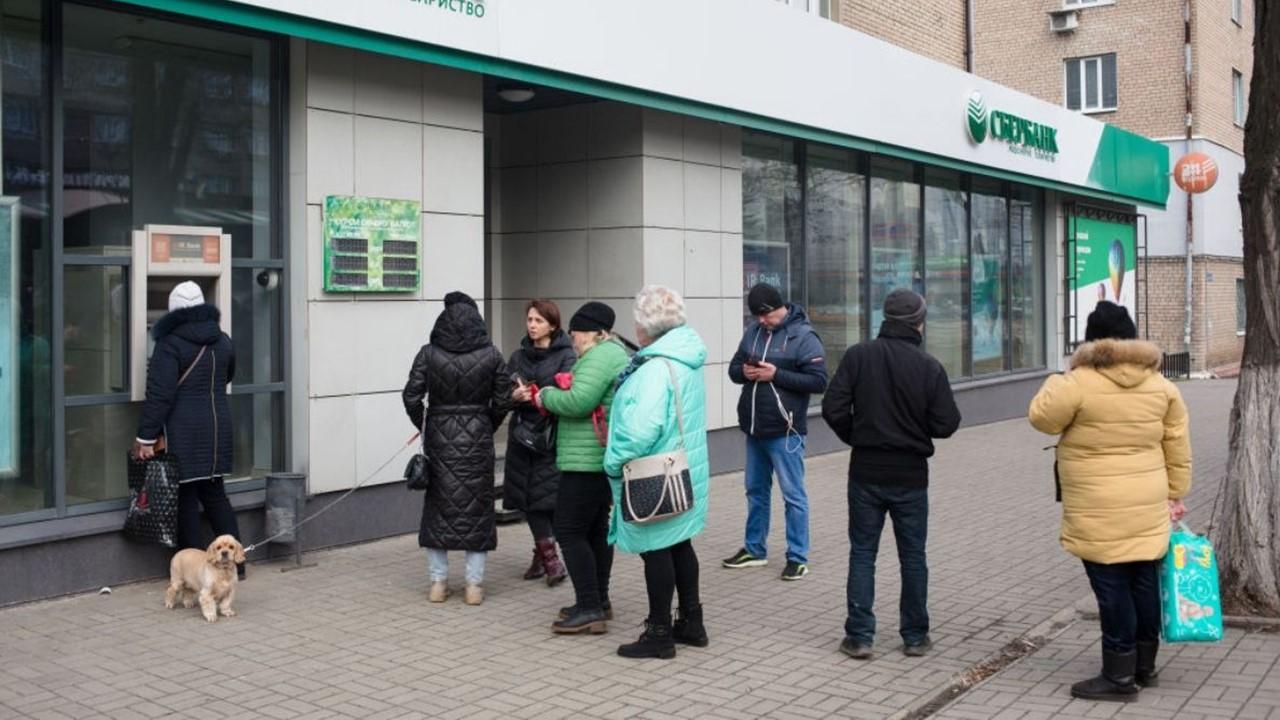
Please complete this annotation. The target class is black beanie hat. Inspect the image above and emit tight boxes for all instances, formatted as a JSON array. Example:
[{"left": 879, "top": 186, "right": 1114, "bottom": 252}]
[
  {"left": 747, "top": 283, "right": 785, "bottom": 316},
  {"left": 1085, "top": 301, "right": 1137, "bottom": 341},
  {"left": 884, "top": 288, "right": 927, "bottom": 327},
  {"left": 569, "top": 301, "right": 615, "bottom": 333},
  {"left": 444, "top": 290, "right": 478, "bottom": 310}
]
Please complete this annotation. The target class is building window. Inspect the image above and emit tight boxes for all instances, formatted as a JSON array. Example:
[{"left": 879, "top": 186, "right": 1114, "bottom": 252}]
[
  {"left": 1237, "top": 278, "right": 1247, "bottom": 333},
  {"left": 1233, "top": 70, "right": 1246, "bottom": 127},
  {"left": 741, "top": 132, "right": 1045, "bottom": 385},
  {"left": 2, "top": 2, "right": 285, "bottom": 524},
  {"left": 1232, "top": 0, "right": 1243, "bottom": 25},
  {"left": 1065, "top": 54, "right": 1118, "bottom": 113},
  {"left": 775, "top": 0, "right": 832, "bottom": 18}
]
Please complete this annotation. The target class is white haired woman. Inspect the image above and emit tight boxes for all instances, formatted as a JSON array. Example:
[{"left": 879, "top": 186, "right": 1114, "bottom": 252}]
[{"left": 603, "top": 285, "right": 710, "bottom": 660}]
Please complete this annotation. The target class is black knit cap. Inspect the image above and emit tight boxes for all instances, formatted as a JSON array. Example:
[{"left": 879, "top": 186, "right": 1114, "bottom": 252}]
[
  {"left": 1085, "top": 301, "right": 1137, "bottom": 341},
  {"left": 444, "top": 290, "right": 478, "bottom": 310},
  {"left": 884, "top": 288, "right": 927, "bottom": 326},
  {"left": 569, "top": 301, "right": 615, "bottom": 333},
  {"left": 747, "top": 283, "right": 784, "bottom": 316}
]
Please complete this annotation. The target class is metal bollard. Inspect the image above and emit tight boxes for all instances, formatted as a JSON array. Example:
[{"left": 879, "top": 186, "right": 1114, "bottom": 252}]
[{"left": 264, "top": 472, "right": 312, "bottom": 571}]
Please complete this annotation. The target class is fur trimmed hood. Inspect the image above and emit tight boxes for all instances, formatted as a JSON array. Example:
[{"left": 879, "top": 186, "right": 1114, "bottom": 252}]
[{"left": 1070, "top": 338, "right": 1163, "bottom": 388}]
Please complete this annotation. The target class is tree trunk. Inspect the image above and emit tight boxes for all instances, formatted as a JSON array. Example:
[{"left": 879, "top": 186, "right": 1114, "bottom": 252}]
[{"left": 1212, "top": 0, "right": 1280, "bottom": 617}]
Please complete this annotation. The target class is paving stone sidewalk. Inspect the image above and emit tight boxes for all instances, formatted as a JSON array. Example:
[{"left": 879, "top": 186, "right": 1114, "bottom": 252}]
[{"left": 0, "top": 381, "right": 1250, "bottom": 720}]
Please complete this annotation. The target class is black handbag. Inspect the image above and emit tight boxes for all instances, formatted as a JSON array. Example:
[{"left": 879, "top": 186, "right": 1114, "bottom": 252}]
[
  {"left": 405, "top": 388, "right": 431, "bottom": 491},
  {"left": 511, "top": 411, "right": 556, "bottom": 455},
  {"left": 621, "top": 360, "right": 695, "bottom": 525},
  {"left": 123, "top": 451, "right": 181, "bottom": 548}
]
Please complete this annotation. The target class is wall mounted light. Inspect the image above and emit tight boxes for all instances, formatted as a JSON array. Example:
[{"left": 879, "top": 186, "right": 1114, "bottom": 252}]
[{"left": 497, "top": 85, "right": 536, "bottom": 103}]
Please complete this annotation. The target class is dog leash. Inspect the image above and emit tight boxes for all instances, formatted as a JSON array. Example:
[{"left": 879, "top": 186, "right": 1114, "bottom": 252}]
[{"left": 243, "top": 432, "right": 421, "bottom": 553}]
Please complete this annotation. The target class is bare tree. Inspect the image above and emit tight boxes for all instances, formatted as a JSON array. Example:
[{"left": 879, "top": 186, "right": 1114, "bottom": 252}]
[{"left": 1213, "top": 0, "right": 1280, "bottom": 616}]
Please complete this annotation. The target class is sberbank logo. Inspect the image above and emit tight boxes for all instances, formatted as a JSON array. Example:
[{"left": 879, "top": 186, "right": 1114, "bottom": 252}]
[
  {"left": 967, "top": 92, "right": 989, "bottom": 143},
  {"left": 965, "top": 90, "right": 1059, "bottom": 162}
]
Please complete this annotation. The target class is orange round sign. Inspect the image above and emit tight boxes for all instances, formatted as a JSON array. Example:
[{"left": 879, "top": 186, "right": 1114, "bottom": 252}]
[{"left": 1174, "top": 152, "right": 1219, "bottom": 194}]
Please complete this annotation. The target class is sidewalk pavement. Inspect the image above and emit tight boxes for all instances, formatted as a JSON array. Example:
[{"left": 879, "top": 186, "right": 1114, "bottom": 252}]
[{"left": 0, "top": 380, "right": 1267, "bottom": 720}]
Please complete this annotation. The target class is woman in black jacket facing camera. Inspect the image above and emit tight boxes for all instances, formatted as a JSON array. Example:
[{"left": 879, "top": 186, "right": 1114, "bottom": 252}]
[
  {"left": 403, "top": 291, "right": 512, "bottom": 606},
  {"left": 504, "top": 299, "right": 576, "bottom": 585},
  {"left": 132, "top": 281, "right": 243, "bottom": 579}
]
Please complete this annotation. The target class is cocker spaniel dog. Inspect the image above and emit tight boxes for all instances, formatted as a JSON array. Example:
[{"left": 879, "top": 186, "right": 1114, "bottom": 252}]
[{"left": 164, "top": 534, "right": 244, "bottom": 622}]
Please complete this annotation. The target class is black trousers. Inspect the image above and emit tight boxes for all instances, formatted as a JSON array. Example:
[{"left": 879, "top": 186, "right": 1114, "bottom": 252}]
[
  {"left": 177, "top": 477, "right": 241, "bottom": 551},
  {"left": 1083, "top": 559, "right": 1161, "bottom": 654},
  {"left": 526, "top": 510, "right": 555, "bottom": 543},
  {"left": 554, "top": 472, "right": 613, "bottom": 610},
  {"left": 640, "top": 540, "right": 700, "bottom": 624}
]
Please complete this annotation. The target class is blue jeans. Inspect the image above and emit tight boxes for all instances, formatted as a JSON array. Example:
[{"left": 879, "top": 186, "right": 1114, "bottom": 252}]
[
  {"left": 845, "top": 481, "right": 929, "bottom": 645},
  {"left": 426, "top": 549, "right": 487, "bottom": 585},
  {"left": 744, "top": 434, "right": 809, "bottom": 564},
  {"left": 1083, "top": 559, "right": 1161, "bottom": 654}
]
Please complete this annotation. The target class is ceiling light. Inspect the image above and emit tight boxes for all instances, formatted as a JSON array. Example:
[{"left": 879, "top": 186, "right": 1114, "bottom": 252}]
[{"left": 498, "top": 86, "right": 536, "bottom": 103}]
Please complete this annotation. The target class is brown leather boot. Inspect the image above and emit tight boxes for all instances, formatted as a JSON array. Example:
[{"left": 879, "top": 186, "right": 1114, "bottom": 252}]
[
  {"left": 537, "top": 538, "right": 567, "bottom": 587},
  {"left": 523, "top": 548, "right": 545, "bottom": 580}
]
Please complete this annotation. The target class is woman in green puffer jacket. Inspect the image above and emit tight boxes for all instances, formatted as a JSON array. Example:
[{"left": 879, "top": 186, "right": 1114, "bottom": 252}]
[
  {"left": 534, "top": 301, "right": 630, "bottom": 635},
  {"left": 604, "top": 285, "right": 710, "bottom": 661}
]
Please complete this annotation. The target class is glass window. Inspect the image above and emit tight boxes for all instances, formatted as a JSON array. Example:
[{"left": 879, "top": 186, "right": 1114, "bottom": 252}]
[
  {"left": 1233, "top": 0, "right": 1243, "bottom": 24},
  {"left": 1236, "top": 278, "right": 1246, "bottom": 332},
  {"left": 1066, "top": 54, "right": 1118, "bottom": 112},
  {"left": 869, "top": 157, "right": 921, "bottom": 330},
  {"left": 66, "top": 403, "right": 139, "bottom": 506},
  {"left": 0, "top": 0, "right": 52, "bottom": 517},
  {"left": 924, "top": 169, "right": 968, "bottom": 378},
  {"left": 971, "top": 179, "right": 1008, "bottom": 375},
  {"left": 229, "top": 392, "right": 283, "bottom": 480},
  {"left": 1233, "top": 70, "right": 1246, "bottom": 126},
  {"left": 743, "top": 132, "right": 801, "bottom": 323},
  {"left": 805, "top": 145, "right": 865, "bottom": 367},
  {"left": 61, "top": 4, "right": 276, "bottom": 259},
  {"left": 1011, "top": 186, "right": 1045, "bottom": 370},
  {"left": 63, "top": 265, "right": 128, "bottom": 396},
  {"left": 231, "top": 267, "right": 283, "bottom": 384}
]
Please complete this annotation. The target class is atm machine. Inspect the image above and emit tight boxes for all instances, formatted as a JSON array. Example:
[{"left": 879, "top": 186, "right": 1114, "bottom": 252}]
[{"left": 130, "top": 224, "right": 231, "bottom": 402}]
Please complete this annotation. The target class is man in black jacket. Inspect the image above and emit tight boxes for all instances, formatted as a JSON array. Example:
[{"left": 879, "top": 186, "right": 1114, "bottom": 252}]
[
  {"left": 723, "top": 283, "right": 828, "bottom": 581},
  {"left": 821, "top": 288, "right": 961, "bottom": 660}
]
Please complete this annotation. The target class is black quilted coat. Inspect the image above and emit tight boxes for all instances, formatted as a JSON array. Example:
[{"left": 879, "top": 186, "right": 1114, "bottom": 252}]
[
  {"left": 137, "top": 305, "right": 235, "bottom": 481},
  {"left": 403, "top": 303, "right": 512, "bottom": 551},
  {"left": 502, "top": 331, "right": 576, "bottom": 514}
]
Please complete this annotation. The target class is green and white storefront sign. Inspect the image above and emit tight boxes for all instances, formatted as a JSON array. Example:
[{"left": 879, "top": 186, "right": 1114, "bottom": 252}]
[
  {"left": 323, "top": 196, "right": 422, "bottom": 293},
  {"left": 0, "top": 197, "right": 18, "bottom": 477},
  {"left": 966, "top": 90, "right": 1060, "bottom": 162},
  {"left": 1068, "top": 212, "right": 1138, "bottom": 344}
]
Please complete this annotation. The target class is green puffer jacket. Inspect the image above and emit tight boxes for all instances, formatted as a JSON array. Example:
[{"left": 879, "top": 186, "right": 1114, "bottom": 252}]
[{"left": 538, "top": 338, "right": 630, "bottom": 473}]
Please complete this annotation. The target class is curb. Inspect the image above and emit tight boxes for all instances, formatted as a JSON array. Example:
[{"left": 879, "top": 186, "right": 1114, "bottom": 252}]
[{"left": 888, "top": 601, "right": 1084, "bottom": 720}]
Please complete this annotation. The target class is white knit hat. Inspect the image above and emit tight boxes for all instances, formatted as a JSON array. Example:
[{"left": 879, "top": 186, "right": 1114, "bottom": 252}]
[{"left": 168, "top": 281, "right": 205, "bottom": 311}]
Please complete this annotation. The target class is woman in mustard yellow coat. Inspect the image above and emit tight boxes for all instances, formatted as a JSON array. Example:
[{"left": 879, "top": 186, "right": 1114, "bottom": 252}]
[{"left": 1029, "top": 302, "right": 1192, "bottom": 703}]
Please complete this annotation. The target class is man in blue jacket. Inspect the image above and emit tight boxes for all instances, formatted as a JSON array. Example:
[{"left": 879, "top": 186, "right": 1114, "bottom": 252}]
[{"left": 723, "top": 284, "right": 828, "bottom": 581}]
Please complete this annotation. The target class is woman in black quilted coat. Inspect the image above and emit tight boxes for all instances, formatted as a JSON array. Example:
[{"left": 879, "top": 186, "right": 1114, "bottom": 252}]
[
  {"left": 504, "top": 299, "right": 576, "bottom": 585},
  {"left": 403, "top": 292, "right": 512, "bottom": 606},
  {"left": 132, "top": 281, "right": 243, "bottom": 579}
]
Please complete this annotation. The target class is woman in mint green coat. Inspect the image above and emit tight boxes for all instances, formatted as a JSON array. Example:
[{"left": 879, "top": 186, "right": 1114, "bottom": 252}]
[{"left": 604, "top": 285, "right": 710, "bottom": 660}]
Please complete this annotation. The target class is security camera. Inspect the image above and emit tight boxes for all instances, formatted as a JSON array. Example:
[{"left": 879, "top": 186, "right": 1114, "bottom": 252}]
[{"left": 256, "top": 269, "right": 280, "bottom": 290}]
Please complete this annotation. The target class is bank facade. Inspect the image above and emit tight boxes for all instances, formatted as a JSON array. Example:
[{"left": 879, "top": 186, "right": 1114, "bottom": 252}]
[{"left": 0, "top": 0, "right": 1169, "bottom": 604}]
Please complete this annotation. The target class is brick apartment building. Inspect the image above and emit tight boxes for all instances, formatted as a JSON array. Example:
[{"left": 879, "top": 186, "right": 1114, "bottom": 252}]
[{"left": 782, "top": 0, "right": 1253, "bottom": 372}]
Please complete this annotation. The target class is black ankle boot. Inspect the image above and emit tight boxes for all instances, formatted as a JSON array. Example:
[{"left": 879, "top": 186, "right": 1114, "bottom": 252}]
[
  {"left": 672, "top": 605, "right": 708, "bottom": 648},
  {"left": 1070, "top": 649, "right": 1139, "bottom": 702},
  {"left": 617, "top": 618, "right": 676, "bottom": 659},
  {"left": 551, "top": 606, "right": 608, "bottom": 635},
  {"left": 558, "top": 601, "right": 613, "bottom": 621},
  {"left": 1135, "top": 641, "right": 1159, "bottom": 687}
]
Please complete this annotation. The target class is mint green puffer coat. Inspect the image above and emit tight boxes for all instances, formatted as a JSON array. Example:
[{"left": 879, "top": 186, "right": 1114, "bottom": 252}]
[{"left": 603, "top": 325, "right": 709, "bottom": 554}]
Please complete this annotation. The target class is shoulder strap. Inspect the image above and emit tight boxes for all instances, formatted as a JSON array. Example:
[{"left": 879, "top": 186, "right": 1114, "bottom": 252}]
[
  {"left": 660, "top": 359, "right": 686, "bottom": 450},
  {"left": 176, "top": 346, "right": 208, "bottom": 388}
]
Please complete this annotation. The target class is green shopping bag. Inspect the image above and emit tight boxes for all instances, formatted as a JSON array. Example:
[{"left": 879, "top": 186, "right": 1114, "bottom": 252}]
[{"left": 1160, "top": 522, "right": 1224, "bottom": 643}]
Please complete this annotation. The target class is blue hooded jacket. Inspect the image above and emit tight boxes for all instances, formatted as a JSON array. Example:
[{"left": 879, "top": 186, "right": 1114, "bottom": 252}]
[{"left": 728, "top": 303, "right": 828, "bottom": 438}]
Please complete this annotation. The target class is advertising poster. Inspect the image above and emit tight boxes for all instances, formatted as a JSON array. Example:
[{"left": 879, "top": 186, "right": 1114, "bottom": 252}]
[
  {"left": 323, "top": 196, "right": 422, "bottom": 293},
  {"left": 1069, "top": 213, "right": 1137, "bottom": 345},
  {"left": 0, "top": 197, "right": 17, "bottom": 477}
]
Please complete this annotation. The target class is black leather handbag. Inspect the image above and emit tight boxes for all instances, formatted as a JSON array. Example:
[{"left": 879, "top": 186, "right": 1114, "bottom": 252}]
[
  {"left": 405, "top": 390, "right": 431, "bottom": 491},
  {"left": 511, "top": 411, "right": 556, "bottom": 455}
]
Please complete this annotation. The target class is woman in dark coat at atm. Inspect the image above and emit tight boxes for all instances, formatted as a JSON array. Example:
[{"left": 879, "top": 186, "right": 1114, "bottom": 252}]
[{"left": 132, "top": 281, "right": 243, "bottom": 579}]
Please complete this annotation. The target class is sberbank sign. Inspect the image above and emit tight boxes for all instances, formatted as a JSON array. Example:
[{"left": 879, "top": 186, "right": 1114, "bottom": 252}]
[
  {"left": 966, "top": 91, "right": 1059, "bottom": 162},
  {"left": 409, "top": 0, "right": 486, "bottom": 18}
]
